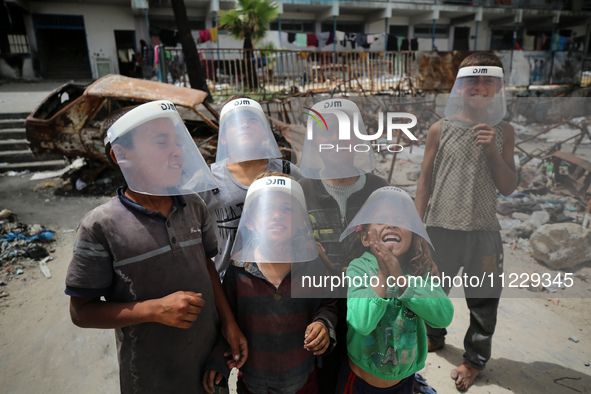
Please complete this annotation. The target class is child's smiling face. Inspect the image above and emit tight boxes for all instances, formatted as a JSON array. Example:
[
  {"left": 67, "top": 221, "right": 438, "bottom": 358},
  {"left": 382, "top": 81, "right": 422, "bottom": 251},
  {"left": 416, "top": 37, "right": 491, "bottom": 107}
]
[
  {"left": 457, "top": 76, "right": 501, "bottom": 109},
  {"left": 362, "top": 223, "right": 413, "bottom": 257}
]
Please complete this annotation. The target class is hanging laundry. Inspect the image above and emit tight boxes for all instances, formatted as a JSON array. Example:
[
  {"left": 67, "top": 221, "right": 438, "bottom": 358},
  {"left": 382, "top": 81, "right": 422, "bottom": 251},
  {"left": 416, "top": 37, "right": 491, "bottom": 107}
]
[
  {"left": 288, "top": 32, "right": 296, "bottom": 44},
  {"left": 342, "top": 33, "right": 357, "bottom": 49},
  {"left": 335, "top": 31, "right": 345, "bottom": 42},
  {"left": 307, "top": 33, "right": 318, "bottom": 47},
  {"left": 386, "top": 34, "right": 398, "bottom": 51},
  {"left": 296, "top": 33, "right": 307, "bottom": 47},
  {"left": 279, "top": 31, "right": 288, "bottom": 46},
  {"left": 209, "top": 27, "right": 218, "bottom": 44},
  {"left": 367, "top": 35, "right": 375, "bottom": 45},
  {"left": 199, "top": 30, "right": 211, "bottom": 44},
  {"left": 558, "top": 36, "right": 567, "bottom": 51},
  {"left": 356, "top": 33, "right": 370, "bottom": 49},
  {"left": 316, "top": 32, "right": 330, "bottom": 48},
  {"left": 410, "top": 38, "right": 418, "bottom": 51},
  {"left": 401, "top": 38, "right": 409, "bottom": 51},
  {"left": 326, "top": 31, "right": 334, "bottom": 45}
]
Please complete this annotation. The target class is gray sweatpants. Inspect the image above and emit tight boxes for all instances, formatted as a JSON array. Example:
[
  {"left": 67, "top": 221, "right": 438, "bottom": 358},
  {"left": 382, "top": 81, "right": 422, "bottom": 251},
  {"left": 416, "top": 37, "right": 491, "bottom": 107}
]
[{"left": 425, "top": 226, "right": 504, "bottom": 370}]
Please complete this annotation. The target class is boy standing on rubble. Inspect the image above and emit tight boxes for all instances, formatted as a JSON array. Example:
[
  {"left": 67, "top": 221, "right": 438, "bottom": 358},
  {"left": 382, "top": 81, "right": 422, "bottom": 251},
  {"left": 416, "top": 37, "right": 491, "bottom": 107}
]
[{"left": 415, "top": 53, "right": 518, "bottom": 391}]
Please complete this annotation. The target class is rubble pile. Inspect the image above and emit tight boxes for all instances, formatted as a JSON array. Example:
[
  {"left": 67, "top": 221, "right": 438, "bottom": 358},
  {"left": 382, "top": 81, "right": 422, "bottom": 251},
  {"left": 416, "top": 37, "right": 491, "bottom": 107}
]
[{"left": 0, "top": 209, "right": 56, "bottom": 293}]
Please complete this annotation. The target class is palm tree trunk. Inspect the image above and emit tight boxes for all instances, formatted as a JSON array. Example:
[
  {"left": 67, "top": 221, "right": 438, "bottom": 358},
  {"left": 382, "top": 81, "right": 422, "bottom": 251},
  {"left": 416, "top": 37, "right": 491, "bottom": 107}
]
[
  {"left": 170, "top": 0, "right": 213, "bottom": 102},
  {"left": 243, "top": 31, "right": 258, "bottom": 90}
]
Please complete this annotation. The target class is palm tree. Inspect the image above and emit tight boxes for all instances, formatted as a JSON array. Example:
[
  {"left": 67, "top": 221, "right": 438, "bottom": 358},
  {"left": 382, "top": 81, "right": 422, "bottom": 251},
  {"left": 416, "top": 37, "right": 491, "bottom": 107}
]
[{"left": 219, "top": 0, "right": 279, "bottom": 90}]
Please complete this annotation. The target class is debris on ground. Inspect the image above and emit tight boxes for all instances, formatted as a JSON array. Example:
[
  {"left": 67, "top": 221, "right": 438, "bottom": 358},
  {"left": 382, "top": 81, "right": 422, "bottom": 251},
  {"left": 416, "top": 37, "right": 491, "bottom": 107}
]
[{"left": 0, "top": 210, "right": 56, "bottom": 286}]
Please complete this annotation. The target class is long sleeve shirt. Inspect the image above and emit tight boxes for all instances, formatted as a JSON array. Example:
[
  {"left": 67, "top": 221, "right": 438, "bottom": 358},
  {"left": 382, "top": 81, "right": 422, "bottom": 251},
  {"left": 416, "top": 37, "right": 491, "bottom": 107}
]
[{"left": 346, "top": 252, "right": 453, "bottom": 381}]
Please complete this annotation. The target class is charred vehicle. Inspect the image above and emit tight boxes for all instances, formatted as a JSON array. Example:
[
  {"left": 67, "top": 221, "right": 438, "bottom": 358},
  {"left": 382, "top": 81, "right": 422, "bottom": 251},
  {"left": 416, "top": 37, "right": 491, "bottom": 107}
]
[{"left": 25, "top": 75, "right": 219, "bottom": 181}]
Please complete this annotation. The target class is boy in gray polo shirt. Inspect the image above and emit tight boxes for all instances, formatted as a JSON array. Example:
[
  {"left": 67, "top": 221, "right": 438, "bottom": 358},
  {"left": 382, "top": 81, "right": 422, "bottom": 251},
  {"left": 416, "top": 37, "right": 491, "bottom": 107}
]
[{"left": 65, "top": 101, "right": 247, "bottom": 393}]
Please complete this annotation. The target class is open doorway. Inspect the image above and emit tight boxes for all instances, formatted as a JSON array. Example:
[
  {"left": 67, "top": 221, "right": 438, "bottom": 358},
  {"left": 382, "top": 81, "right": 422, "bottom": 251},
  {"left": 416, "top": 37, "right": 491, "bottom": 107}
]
[
  {"left": 453, "top": 26, "right": 470, "bottom": 51},
  {"left": 33, "top": 14, "right": 91, "bottom": 80},
  {"left": 115, "top": 30, "right": 139, "bottom": 78}
]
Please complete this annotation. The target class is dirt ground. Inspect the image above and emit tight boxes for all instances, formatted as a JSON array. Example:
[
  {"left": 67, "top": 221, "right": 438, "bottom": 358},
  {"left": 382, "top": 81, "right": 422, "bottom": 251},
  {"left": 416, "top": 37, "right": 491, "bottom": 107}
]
[{"left": 1, "top": 166, "right": 590, "bottom": 394}]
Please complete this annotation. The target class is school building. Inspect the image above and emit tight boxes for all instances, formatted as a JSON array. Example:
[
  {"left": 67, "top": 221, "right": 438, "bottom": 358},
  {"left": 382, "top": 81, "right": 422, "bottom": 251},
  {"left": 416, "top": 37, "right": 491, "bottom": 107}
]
[{"left": 1, "top": 0, "right": 590, "bottom": 85}]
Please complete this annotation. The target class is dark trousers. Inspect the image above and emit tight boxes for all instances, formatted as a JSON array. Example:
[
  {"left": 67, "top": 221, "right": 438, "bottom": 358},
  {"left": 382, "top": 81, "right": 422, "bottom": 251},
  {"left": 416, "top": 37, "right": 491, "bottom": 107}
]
[
  {"left": 425, "top": 227, "right": 504, "bottom": 370},
  {"left": 335, "top": 361, "right": 415, "bottom": 394}
]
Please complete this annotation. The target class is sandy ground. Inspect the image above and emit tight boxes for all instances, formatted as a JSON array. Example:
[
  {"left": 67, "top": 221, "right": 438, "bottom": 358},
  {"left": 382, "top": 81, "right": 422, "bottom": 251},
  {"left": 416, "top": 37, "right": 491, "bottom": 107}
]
[
  {"left": 1, "top": 167, "right": 590, "bottom": 394},
  {"left": 0, "top": 81, "right": 590, "bottom": 393}
]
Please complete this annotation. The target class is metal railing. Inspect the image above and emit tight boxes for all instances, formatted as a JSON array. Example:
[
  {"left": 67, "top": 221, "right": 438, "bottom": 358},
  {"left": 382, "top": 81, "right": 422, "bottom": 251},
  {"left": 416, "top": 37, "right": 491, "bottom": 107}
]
[{"left": 161, "top": 47, "right": 416, "bottom": 98}]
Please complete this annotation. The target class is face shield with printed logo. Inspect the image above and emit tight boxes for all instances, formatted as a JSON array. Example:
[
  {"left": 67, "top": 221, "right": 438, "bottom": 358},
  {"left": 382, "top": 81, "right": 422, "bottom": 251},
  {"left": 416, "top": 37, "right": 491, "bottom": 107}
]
[
  {"left": 297, "top": 99, "right": 377, "bottom": 180},
  {"left": 445, "top": 66, "right": 506, "bottom": 127},
  {"left": 340, "top": 186, "right": 432, "bottom": 249},
  {"left": 216, "top": 99, "right": 282, "bottom": 164},
  {"left": 231, "top": 176, "right": 318, "bottom": 263},
  {"left": 105, "top": 100, "right": 217, "bottom": 196}
]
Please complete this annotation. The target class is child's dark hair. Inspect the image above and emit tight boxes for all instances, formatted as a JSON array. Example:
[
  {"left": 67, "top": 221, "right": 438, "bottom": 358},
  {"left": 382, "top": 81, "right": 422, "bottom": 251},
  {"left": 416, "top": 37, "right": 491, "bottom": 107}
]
[
  {"left": 100, "top": 106, "right": 137, "bottom": 169},
  {"left": 348, "top": 225, "right": 433, "bottom": 277},
  {"left": 459, "top": 52, "right": 503, "bottom": 71}
]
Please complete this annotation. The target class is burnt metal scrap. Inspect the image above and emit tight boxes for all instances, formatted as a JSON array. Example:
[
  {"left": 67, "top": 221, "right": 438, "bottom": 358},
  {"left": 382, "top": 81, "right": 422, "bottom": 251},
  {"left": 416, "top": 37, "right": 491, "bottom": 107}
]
[{"left": 25, "top": 74, "right": 217, "bottom": 166}]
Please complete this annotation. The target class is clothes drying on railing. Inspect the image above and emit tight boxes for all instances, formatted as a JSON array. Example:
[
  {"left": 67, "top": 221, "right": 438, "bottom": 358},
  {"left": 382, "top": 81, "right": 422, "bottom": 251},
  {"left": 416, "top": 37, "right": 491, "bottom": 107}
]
[{"left": 197, "top": 27, "right": 218, "bottom": 44}]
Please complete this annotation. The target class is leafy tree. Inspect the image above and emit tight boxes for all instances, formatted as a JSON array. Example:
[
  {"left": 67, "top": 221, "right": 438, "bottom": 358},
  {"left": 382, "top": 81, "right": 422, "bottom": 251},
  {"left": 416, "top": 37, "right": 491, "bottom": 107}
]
[{"left": 219, "top": 0, "right": 278, "bottom": 89}]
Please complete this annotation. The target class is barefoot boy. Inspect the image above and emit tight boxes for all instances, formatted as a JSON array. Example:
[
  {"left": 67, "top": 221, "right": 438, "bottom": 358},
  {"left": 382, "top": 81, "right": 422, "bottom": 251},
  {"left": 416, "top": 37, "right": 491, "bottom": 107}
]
[
  {"left": 415, "top": 53, "right": 517, "bottom": 391},
  {"left": 65, "top": 101, "right": 247, "bottom": 393}
]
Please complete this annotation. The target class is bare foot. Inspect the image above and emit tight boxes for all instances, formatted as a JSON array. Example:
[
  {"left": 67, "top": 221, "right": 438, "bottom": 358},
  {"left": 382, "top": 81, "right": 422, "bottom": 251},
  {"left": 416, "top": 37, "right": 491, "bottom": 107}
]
[
  {"left": 450, "top": 363, "right": 479, "bottom": 391},
  {"left": 427, "top": 340, "right": 445, "bottom": 352}
]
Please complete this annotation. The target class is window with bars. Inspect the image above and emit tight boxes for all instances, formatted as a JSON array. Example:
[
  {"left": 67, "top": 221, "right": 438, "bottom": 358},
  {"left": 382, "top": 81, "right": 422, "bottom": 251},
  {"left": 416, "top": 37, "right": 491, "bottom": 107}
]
[{"left": 8, "top": 34, "right": 30, "bottom": 54}]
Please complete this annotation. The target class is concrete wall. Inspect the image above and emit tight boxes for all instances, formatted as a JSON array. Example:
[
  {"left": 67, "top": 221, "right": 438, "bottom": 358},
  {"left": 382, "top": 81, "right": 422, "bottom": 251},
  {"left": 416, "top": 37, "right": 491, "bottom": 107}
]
[{"left": 27, "top": 2, "right": 136, "bottom": 78}]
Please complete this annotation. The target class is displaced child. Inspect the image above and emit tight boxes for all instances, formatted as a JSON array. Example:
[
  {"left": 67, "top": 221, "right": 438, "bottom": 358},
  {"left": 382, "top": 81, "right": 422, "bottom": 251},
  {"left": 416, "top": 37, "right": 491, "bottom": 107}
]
[
  {"left": 415, "top": 52, "right": 517, "bottom": 390},
  {"left": 204, "top": 172, "right": 337, "bottom": 394},
  {"left": 65, "top": 101, "right": 247, "bottom": 393},
  {"left": 198, "top": 98, "right": 301, "bottom": 280},
  {"left": 339, "top": 186, "right": 453, "bottom": 393},
  {"left": 298, "top": 98, "right": 389, "bottom": 392}
]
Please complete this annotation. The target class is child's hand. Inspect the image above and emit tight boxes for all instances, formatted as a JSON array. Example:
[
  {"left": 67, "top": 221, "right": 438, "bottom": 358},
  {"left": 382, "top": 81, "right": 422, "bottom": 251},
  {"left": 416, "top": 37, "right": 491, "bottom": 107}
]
[
  {"left": 155, "top": 291, "right": 204, "bottom": 329},
  {"left": 473, "top": 124, "right": 498, "bottom": 157},
  {"left": 222, "top": 322, "right": 248, "bottom": 369},
  {"left": 203, "top": 369, "right": 224, "bottom": 394},
  {"left": 368, "top": 227, "right": 402, "bottom": 277},
  {"left": 304, "top": 322, "right": 330, "bottom": 355}
]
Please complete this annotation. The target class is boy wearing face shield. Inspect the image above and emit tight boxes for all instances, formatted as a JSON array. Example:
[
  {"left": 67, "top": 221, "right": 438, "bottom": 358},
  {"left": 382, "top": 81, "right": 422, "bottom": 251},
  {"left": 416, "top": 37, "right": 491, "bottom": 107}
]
[
  {"left": 415, "top": 53, "right": 518, "bottom": 391},
  {"left": 204, "top": 172, "right": 337, "bottom": 394},
  {"left": 65, "top": 101, "right": 247, "bottom": 393},
  {"left": 198, "top": 98, "right": 302, "bottom": 280}
]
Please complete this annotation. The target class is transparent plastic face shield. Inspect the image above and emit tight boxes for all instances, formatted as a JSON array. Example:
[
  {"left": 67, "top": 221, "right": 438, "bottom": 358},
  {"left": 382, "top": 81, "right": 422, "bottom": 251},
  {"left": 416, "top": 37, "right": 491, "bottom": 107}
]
[
  {"left": 231, "top": 176, "right": 318, "bottom": 263},
  {"left": 105, "top": 100, "right": 217, "bottom": 196},
  {"left": 339, "top": 186, "right": 433, "bottom": 248},
  {"left": 445, "top": 66, "right": 506, "bottom": 127},
  {"left": 298, "top": 99, "right": 377, "bottom": 180},
  {"left": 216, "top": 98, "right": 282, "bottom": 164}
]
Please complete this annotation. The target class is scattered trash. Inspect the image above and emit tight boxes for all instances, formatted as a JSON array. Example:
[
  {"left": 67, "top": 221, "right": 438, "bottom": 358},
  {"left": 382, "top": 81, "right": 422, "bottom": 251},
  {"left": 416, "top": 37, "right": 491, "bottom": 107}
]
[
  {"left": 569, "top": 336, "right": 579, "bottom": 343},
  {"left": 0, "top": 209, "right": 14, "bottom": 220},
  {"left": 0, "top": 292, "right": 9, "bottom": 298},
  {"left": 585, "top": 362, "right": 590, "bottom": 367},
  {"left": 16, "top": 269, "right": 23, "bottom": 275},
  {"left": 39, "top": 257, "right": 52, "bottom": 279},
  {"left": 25, "top": 245, "right": 49, "bottom": 259},
  {"left": 62, "top": 229, "right": 75, "bottom": 233},
  {"left": 44, "top": 182, "right": 55, "bottom": 188}
]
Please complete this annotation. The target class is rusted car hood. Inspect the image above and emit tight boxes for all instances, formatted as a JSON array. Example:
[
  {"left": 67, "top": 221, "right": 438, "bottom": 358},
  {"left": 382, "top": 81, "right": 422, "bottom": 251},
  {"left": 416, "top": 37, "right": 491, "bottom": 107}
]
[{"left": 84, "top": 74, "right": 207, "bottom": 107}]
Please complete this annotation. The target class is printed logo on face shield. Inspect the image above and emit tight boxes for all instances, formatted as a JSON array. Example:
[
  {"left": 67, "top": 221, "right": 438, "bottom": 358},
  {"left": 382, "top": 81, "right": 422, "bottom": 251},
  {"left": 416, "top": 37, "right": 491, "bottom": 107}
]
[
  {"left": 266, "top": 178, "right": 286, "bottom": 186},
  {"left": 305, "top": 101, "right": 419, "bottom": 154},
  {"left": 234, "top": 99, "right": 251, "bottom": 106},
  {"left": 472, "top": 68, "right": 488, "bottom": 74},
  {"left": 159, "top": 102, "right": 177, "bottom": 111}
]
